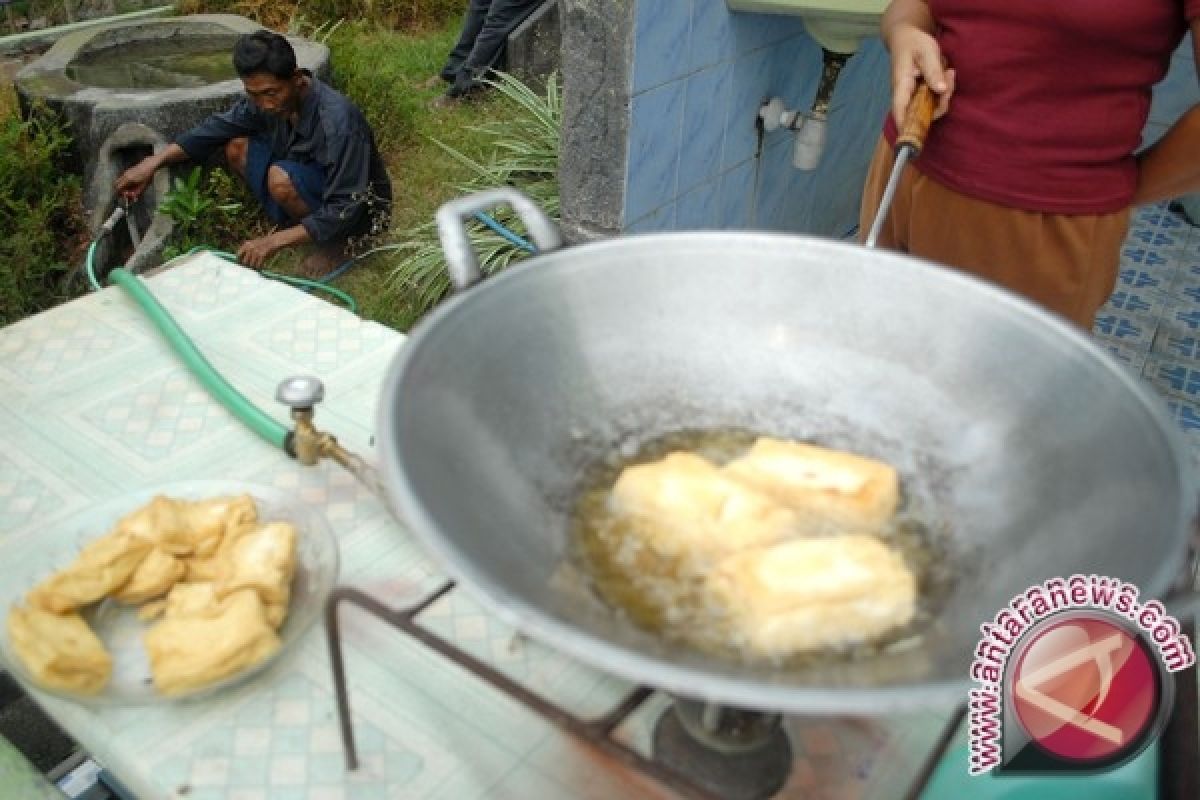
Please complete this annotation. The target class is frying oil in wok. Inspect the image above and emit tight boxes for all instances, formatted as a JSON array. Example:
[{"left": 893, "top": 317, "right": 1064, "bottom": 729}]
[{"left": 569, "top": 428, "right": 954, "bottom": 666}]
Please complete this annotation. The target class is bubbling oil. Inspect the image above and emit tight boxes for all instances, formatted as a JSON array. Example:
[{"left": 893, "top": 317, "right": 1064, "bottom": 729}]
[{"left": 568, "top": 428, "right": 954, "bottom": 667}]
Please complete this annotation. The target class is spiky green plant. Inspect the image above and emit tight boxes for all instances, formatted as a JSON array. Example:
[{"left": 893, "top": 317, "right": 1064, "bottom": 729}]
[{"left": 384, "top": 71, "right": 560, "bottom": 317}]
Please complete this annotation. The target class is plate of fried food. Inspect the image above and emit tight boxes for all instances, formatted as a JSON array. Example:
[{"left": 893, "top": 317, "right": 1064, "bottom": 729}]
[{"left": 0, "top": 481, "right": 339, "bottom": 704}]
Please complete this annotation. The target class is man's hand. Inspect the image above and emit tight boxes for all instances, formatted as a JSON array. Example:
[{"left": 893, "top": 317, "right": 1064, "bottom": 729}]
[
  {"left": 237, "top": 234, "right": 284, "bottom": 269},
  {"left": 114, "top": 144, "right": 189, "bottom": 201},
  {"left": 114, "top": 159, "right": 160, "bottom": 201}
]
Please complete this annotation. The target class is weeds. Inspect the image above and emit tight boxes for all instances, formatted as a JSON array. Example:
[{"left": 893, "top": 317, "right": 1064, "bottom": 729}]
[
  {"left": 322, "top": 20, "right": 454, "bottom": 154},
  {"left": 158, "top": 165, "right": 267, "bottom": 259},
  {"left": 0, "top": 93, "right": 83, "bottom": 326},
  {"left": 175, "top": 0, "right": 461, "bottom": 31},
  {"left": 383, "top": 71, "right": 560, "bottom": 318}
]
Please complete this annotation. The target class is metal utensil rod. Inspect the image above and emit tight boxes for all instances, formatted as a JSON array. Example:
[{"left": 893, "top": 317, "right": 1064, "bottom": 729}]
[
  {"left": 864, "top": 145, "right": 912, "bottom": 249},
  {"left": 864, "top": 82, "right": 937, "bottom": 249}
]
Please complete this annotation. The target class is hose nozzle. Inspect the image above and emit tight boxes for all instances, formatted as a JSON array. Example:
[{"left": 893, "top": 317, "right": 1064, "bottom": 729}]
[{"left": 100, "top": 205, "right": 127, "bottom": 236}]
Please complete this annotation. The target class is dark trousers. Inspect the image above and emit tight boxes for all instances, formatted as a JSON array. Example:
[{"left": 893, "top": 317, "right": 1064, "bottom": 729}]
[{"left": 441, "top": 0, "right": 542, "bottom": 78}]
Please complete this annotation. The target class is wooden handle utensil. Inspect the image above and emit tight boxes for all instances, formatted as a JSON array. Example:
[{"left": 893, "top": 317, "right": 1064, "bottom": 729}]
[{"left": 896, "top": 82, "right": 937, "bottom": 156}]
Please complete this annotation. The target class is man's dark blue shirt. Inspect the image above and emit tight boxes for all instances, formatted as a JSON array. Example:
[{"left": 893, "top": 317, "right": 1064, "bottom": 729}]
[{"left": 175, "top": 74, "right": 391, "bottom": 244}]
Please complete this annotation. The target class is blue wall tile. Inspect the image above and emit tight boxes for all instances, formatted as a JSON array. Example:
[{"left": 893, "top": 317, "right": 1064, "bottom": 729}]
[
  {"left": 676, "top": 179, "right": 724, "bottom": 229},
  {"left": 756, "top": 136, "right": 800, "bottom": 228},
  {"left": 1148, "top": 34, "right": 1200, "bottom": 127},
  {"left": 689, "top": 0, "right": 737, "bottom": 71},
  {"left": 721, "top": 47, "right": 776, "bottom": 169},
  {"left": 625, "top": 80, "right": 687, "bottom": 224},
  {"left": 626, "top": 203, "right": 678, "bottom": 233},
  {"left": 626, "top": 4, "right": 893, "bottom": 237},
  {"left": 717, "top": 160, "right": 755, "bottom": 228},
  {"left": 769, "top": 32, "right": 821, "bottom": 109},
  {"left": 633, "top": 0, "right": 695, "bottom": 93},
  {"left": 1148, "top": 59, "right": 1200, "bottom": 126},
  {"left": 730, "top": 10, "right": 806, "bottom": 53},
  {"left": 1140, "top": 122, "right": 1170, "bottom": 151},
  {"left": 679, "top": 63, "right": 734, "bottom": 194}
]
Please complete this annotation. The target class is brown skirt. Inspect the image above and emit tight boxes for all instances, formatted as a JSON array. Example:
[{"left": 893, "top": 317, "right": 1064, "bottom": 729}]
[{"left": 858, "top": 136, "right": 1131, "bottom": 329}]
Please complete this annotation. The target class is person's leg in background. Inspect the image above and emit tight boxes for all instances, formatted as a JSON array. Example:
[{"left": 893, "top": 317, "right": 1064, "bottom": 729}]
[
  {"left": 441, "top": 0, "right": 542, "bottom": 100},
  {"left": 438, "top": 0, "right": 492, "bottom": 84}
]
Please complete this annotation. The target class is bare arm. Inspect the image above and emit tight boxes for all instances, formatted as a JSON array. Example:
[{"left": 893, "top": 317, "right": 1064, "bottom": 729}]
[
  {"left": 880, "top": 0, "right": 955, "bottom": 125},
  {"left": 1132, "top": 18, "right": 1200, "bottom": 205},
  {"left": 114, "top": 144, "right": 190, "bottom": 200}
]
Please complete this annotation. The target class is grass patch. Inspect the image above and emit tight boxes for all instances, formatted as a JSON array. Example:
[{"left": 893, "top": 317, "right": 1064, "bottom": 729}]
[
  {"left": 175, "top": 0, "right": 462, "bottom": 33},
  {"left": 0, "top": 87, "right": 84, "bottom": 326},
  {"left": 96, "top": 17, "right": 547, "bottom": 332},
  {"left": 297, "top": 20, "right": 555, "bottom": 331},
  {"left": 382, "top": 72, "right": 559, "bottom": 321},
  {"left": 1, "top": 13, "right": 558, "bottom": 334}
]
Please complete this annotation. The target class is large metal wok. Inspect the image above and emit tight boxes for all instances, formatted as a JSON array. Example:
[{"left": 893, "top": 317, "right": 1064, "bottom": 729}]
[{"left": 375, "top": 188, "right": 1197, "bottom": 715}]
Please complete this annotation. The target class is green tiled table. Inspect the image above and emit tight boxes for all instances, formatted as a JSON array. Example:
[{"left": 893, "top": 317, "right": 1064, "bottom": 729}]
[{"left": 0, "top": 253, "right": 958, "bottom": 799}]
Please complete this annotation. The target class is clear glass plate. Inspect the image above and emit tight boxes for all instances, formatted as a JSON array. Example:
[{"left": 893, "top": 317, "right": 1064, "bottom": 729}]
[{"left": 0, "top": 480, "right": 339, "bottom": 706}]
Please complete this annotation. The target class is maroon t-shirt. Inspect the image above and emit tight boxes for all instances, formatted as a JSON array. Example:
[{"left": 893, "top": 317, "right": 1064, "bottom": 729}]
[{"left": 884, "top": 0, "right": 1200, "bottom": 214}]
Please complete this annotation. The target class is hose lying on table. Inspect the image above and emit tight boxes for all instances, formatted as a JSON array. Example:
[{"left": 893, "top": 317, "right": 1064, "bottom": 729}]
[
  {"left": 105, "top": 266, "right": 291, "bottom": 452},
  {"left": 80, "top": 209, "right": 535, "bottom": 454}
]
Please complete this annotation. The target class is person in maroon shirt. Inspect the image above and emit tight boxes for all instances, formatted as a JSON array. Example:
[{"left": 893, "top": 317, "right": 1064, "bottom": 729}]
[{"left": 861, "top": 0, "right": 1200, "bottom": 328}]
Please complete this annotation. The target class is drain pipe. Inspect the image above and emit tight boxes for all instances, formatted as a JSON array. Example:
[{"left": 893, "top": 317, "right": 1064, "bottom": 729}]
[{"left": 757, "top": 49, "right": 852, "bottom": 171}]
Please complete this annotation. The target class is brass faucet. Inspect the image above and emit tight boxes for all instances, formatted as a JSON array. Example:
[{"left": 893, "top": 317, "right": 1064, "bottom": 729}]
[
  {"left": 275, "top": 375, "right": 357, "bottom": 467},
  {"left": 275, "top": 376, "right": 391, "bottom": 501}
]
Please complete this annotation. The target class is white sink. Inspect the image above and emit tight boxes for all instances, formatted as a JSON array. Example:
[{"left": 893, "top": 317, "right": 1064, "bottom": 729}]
[{"left": 726, "top": 0, "right": 886, "bottom": 53}]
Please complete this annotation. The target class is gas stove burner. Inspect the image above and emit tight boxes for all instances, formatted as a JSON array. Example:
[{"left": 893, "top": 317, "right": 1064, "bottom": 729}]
[{"left": 652, "top": 700, "right": 792, "bottom": 800}]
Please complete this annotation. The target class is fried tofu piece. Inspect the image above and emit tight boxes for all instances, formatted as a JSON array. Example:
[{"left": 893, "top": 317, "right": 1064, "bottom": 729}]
[
  {"left": 264, "top": 604, "right": 287, "bottom": 630},
  {"left": 177, "top": 495, "right": 258, "bottom": 558},
  {"left": 113, "top": 495, "right": 192, "bottom": 555},
  {"left": 609, "top": 452, "right": 801, "bottom": 559},
  {"left": 143, "top": 588, "right": 281, "bottom": 696},
  {"left": 180, "top": 511, "right": 260, "bottom": 583},
  {"left": 137, "top": 599, "right": 167, "bottom": 622},
  {"left": 112, "top": 548, "right": 186, "bottom": 605},
  {"left": 181, "top": 552, "right": 223, "bottom": 583},
  {"left": 117, "top": 494, "right": 258, "bottom": 557},
  {"left": 26, "top": 532, "right": 153, "bottom": 613},
  {"left": 161, "top": 582, "right": 221, "bottom": 618},
  {"left": 213, "top": 522, "right": 297, "bottom": 608},
  {"left": 722, "top": 438, "right": 899, "bottom": 533},
  {"left": 7, "top": 606, "right": 112, "bottom": 694},
  {"left": 707, "top": 534, "right": 917, "bottom": 658}
]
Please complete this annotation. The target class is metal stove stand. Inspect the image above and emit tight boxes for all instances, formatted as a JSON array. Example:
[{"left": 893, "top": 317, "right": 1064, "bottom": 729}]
[{"left": 323, "top": 584, "right": 988, "bottom": 800}]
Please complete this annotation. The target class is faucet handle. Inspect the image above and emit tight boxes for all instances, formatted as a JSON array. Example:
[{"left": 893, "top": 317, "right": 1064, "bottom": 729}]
[{"left": 276, "top": 375, "right": 325, "bottom": 410}]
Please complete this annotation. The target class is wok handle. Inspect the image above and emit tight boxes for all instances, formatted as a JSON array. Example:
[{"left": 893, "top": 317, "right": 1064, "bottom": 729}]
[{"left": 435, "top": 188, "right": 564, "bottom": 291}]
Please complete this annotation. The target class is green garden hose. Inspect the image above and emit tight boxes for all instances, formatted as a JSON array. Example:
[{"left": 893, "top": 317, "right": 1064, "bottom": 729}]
[
  {"left": 183, "top": 247, "right": 358, "bottom": 313},
  {"left": 106, "top": 267, "right": 291, "bottom": 452}
]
